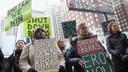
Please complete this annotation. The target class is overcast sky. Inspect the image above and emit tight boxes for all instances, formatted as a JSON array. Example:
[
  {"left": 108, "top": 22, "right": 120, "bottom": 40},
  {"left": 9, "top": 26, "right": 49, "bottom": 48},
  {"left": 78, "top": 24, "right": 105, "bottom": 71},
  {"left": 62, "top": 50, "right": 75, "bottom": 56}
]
[{"left": 0, "top": 0, "right": 61, "bottom": 18}]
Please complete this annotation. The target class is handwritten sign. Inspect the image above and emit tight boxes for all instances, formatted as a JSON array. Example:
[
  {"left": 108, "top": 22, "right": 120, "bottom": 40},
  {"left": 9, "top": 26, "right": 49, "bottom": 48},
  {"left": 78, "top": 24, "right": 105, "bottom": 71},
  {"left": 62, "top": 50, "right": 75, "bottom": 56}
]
[
  {"left": 34, "top": 39, "right": 61, "bottom": 72},
  {"left": 62, "top": 20, "right": 77, "bottom": 38},
  {"left": 5, "top": 0, "right": 32, "bottom": 31},
  {"left": 77, "top": 36, "right": 112, "bottom": 72},
  {"left": 24, "top": 17, "right": 52, "bottom": 38}
]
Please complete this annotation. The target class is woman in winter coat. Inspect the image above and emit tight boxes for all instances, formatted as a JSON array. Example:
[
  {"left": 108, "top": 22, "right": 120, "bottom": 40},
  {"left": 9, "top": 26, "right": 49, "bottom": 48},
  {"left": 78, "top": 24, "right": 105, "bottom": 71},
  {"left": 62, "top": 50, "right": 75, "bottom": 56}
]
[
  {"left": 65, "top": 22, "right": 95, "bottom": 72},
  {"left": 106, "top": 20, "right": 128, "bottom": 72},
  {"left": 19, "top": 28, "right": 49, "bottom": 72}
]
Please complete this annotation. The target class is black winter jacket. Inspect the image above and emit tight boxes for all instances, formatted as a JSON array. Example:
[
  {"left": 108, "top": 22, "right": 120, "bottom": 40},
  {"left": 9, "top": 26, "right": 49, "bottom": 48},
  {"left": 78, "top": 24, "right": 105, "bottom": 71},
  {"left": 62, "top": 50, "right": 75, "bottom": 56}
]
[
  {"left": 0, "top": 49, "right": 4, "bottom": 71},
  {"left": 107, "top": 31, "right": 128, "bottom": 64}
]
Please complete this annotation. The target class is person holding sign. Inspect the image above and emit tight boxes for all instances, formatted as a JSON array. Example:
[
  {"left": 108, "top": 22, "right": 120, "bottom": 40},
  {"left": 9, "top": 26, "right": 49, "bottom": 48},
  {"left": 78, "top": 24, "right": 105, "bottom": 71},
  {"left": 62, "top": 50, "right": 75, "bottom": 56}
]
[
  {"left": 107, "top": 20, "right": 128, "bottom": 72},
  {"left": 66, "top": 22, "right": 94, "bottom": 72},
  {"left": 57, "top": 39, "right": 71, "bottom": 72},
  {"left": 19, "top": 28, "right": 49, "bottom": 72}
]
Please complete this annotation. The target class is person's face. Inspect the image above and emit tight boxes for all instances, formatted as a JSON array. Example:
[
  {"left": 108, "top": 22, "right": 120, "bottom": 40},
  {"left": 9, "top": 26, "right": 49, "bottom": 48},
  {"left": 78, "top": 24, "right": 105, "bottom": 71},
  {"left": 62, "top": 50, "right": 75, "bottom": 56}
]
[
  {"left": 16, "top": 41, "right": 25, "bottom": 49},
  {"left": 58, "top": 40, "right": 64, "bottom": 49},
  {"left": 111, "top": 22, "right": 119, "bottom": 33},
  {"left": 35, "top": 30, "right": 46, "bottom": 39},
  {"left": 79, "top": 24, "right": 89, "bottom": 36}
]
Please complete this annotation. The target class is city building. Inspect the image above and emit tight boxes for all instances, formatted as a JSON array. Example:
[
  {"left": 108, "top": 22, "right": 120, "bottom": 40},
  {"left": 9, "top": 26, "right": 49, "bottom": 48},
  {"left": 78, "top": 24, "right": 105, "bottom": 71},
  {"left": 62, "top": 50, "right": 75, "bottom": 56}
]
[
  {"left": 51, "top": 6, "right": 64, "bottom": 38},
  {"left": 61, "top": 0, "right": 114, "bottom": 35},
  {"left": 112, "top": 0, "right": 128, "bottom": 31}
]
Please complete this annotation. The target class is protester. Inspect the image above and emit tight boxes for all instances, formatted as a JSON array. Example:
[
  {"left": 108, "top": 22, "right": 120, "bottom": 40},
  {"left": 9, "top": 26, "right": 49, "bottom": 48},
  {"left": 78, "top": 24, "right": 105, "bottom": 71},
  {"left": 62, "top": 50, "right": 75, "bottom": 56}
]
[
  {"left": 107, "top": 19, "right": 128, "bottom": 72},
  {"left": 0, "top": 48, "right": 4, "bottom": 72},
  {"left": 66, "top": 22, "right": 94, "bottom": 72},
  {"left": 57, "top": 39, "right": 71, "bottom": 72},
  {"left": 19, "top": 28, "right": 49, "bottom": 72},
  {"left": 7, "top": 40, "right": 26, "bottom": 72}
]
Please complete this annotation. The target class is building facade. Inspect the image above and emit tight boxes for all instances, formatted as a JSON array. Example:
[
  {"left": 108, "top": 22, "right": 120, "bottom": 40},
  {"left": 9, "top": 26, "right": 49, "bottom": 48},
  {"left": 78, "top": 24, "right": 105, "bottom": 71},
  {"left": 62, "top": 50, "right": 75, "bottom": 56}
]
[
  {"left": 112, "top": 0, "right": 128, "bottom": 31},
  {"left": 51, "top": 6, "right": 64, "bottom": 38},
  {"left": 61, "top": 0, "right": 114, "bottom": 35}
]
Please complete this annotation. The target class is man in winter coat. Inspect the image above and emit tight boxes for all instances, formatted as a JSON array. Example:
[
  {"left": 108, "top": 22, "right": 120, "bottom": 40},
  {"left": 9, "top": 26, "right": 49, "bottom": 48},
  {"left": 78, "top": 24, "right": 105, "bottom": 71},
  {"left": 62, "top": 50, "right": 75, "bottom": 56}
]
[{"left": 19, "top": 28, "right": 49, "bottom": 72}]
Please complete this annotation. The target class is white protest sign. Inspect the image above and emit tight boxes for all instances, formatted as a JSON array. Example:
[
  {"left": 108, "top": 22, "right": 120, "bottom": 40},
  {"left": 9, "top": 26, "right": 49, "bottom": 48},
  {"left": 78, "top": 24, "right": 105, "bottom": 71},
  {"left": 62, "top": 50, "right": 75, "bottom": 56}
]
[{"left": 34, "top": 39, "right": 61, "bottom": 72}]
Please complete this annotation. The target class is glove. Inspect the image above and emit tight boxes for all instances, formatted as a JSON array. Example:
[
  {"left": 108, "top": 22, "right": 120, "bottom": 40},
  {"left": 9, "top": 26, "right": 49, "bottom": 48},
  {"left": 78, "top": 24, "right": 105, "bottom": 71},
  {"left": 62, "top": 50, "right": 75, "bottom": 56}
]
[
  {"left": 28, "top": 68, "right": 37, "bottom": 72},
  {"left": 121, "top": 55, "right": 128, "bottom": 62}
]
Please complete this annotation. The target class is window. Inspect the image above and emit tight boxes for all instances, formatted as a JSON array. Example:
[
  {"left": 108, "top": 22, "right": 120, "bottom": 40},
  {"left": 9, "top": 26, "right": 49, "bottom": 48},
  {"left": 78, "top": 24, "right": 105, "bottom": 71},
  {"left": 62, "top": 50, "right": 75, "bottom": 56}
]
[
  {"left": 91, "top": 0, "right": 93, "bottom": 3},
  {"left": 85, "top": 13, "right": 88, "bottom": 16},
  {"left": 86, "top": 1, "right": 89, "bottom": 5},
  {"left": 91, "top": 21, "right": 93, "bottom": 24},
  {"left": 123, "top": 28, "right": 125, "bottom": 30},
  {"left": 121, "top": 20, "right": 123, "bottom": 23},
  {"left": 125, "top": 23, "right": 127, "bottom": 25},
  {"left": 116, "top": 7, "right": 119, "bottom": 10},
  {"left": 120, "top": 8, "right": 122, "bottom": 11},
  {"left": 96, "top": 19, "right": 99, "bottom": 21},
  {"left": 98, "top": 0, "right": 101, "bottom": 3},
  {"left": 114, "top": 11, "right": 117, "bottom": 14},
  {"left": 90, "top": 16, "right": 92, "bottom": 19},
  {"left": 92, "top": 26, "right": 95, "bottom": 29},
  {"left": 115, "top": 15, "right": 118, "bottom": 17},
  {"left": 119, "top": 25, "right": 121, "bottom": 28},
  {"left": 95, "top": 14, "right": 98, "bottom": 17},
  {"left": 120, "top": 28, "right": 122, "bottom": 31},
  {"left": 124, "top": 19, "right": 126, "bottom": 22},
  {"left": 118, "top": 10, "right": 120, "bottom": 12},
  {"left": 81, "top": 16, "right": 83, "bottom": 19},
  {"left": 87, "top": 17, "right": 89, "bottom": 21},
  {"left": 122, "top": 24, "right": 124, "bottom": 26},
  {"left": 89, "top": 28, "right": 92, "bottom": 30},
  {"left": 118, "top": 13, "right": 121, "bottom": 16},
  {"left": 88, "top": 23, "right": 90, "bottom": 26},
  {"left": 117, "top": 18, "right": 119, "bottom": 21}
]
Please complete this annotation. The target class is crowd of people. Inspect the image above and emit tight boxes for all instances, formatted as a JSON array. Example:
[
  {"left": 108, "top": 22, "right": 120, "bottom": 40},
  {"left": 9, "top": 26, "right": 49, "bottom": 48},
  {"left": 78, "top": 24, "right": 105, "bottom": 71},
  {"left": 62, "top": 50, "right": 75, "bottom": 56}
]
[{"left": 0, "top": 19, "right": 128, "bottom": 72}]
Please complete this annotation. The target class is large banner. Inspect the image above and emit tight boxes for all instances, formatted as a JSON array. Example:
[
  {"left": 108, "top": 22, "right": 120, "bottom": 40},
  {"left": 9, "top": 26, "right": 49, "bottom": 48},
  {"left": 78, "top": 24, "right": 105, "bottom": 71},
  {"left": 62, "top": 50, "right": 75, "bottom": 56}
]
[
  {"left": 24, "top": 17, "right": 52, "bottom": 38},
  {"left": 62, "top": 20, "right": 77, "bottom": 38},
  {"left": 5, "top": 0, "right": 32, "bottom": 31},
  {"left": 77, "top": 36, "right": 112, "bottom": 72},
  {"left": 66, "top": 0, "right": 114, "bottom": 14},
  {"left": 34, "top": 39, "right": 61, "bottom": 72}
]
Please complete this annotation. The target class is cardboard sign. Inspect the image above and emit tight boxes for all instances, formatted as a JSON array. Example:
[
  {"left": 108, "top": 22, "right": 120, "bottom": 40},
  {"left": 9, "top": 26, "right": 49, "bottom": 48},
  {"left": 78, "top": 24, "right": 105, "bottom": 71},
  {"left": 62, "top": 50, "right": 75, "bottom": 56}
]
[
  {"left": 34, "top": 39, "right": 61, "bottom": 72},
  {"left": 77, "top": 36, "right": 112, "bottom": 72},
  {"left": 24, "top": 17, "right": 52, "bottom": 38},
  {"left": 5, "top": 0, "right": 32, "bottom": 31},
  {"left": 62, "top": 20, "right": 77, "bottom": 38}
]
